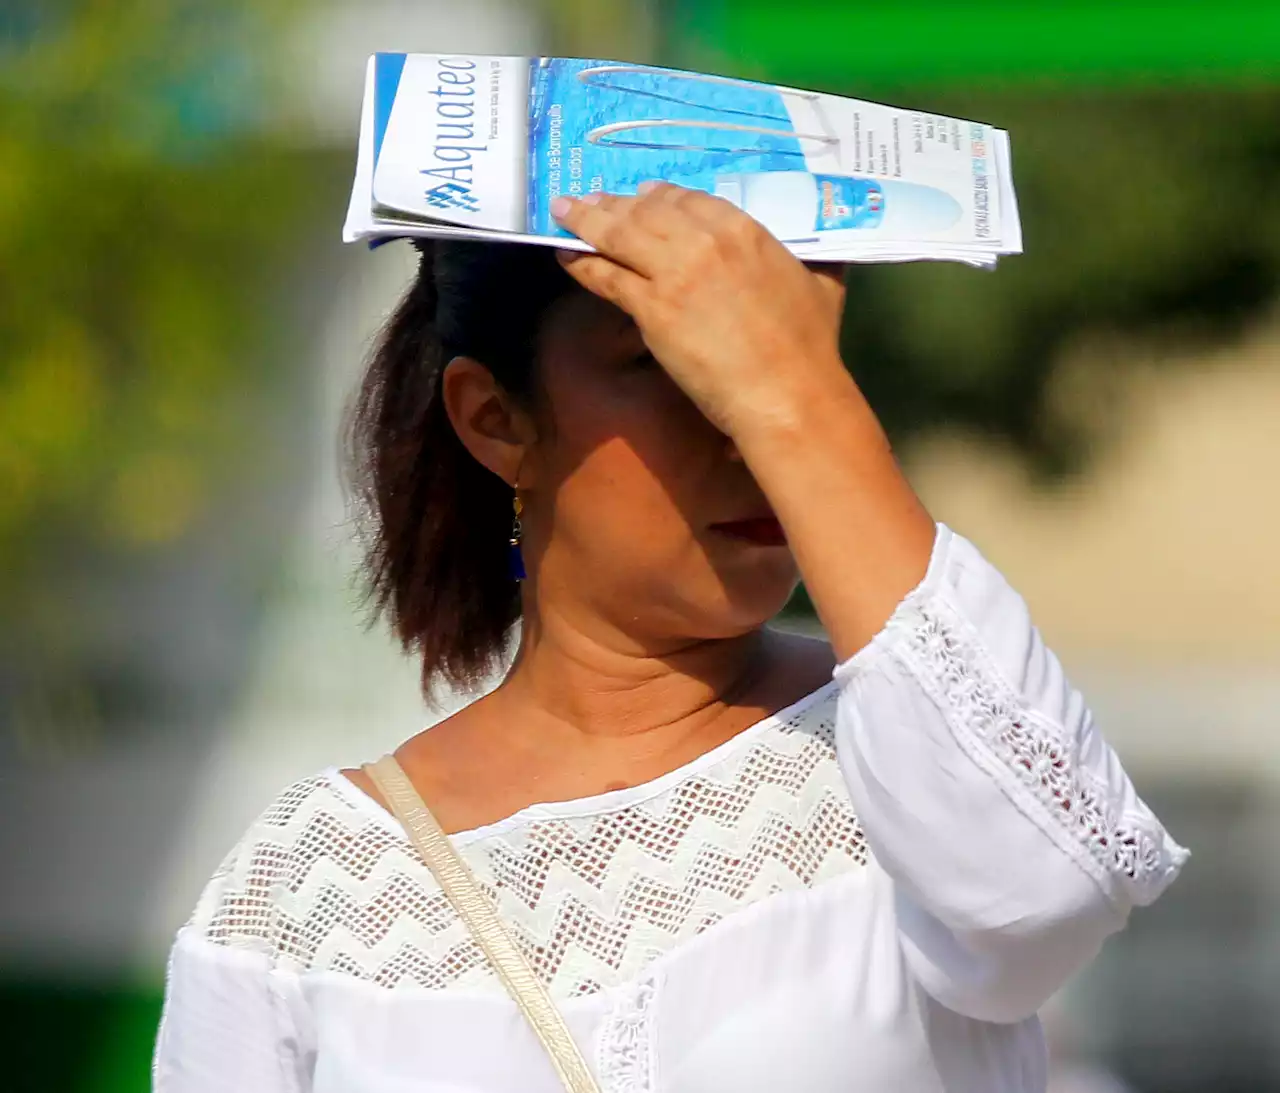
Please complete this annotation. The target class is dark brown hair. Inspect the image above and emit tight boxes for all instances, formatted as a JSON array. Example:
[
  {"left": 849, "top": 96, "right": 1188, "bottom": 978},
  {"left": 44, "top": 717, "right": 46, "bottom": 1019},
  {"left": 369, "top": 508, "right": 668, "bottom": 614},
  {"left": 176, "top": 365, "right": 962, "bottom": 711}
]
[{"left": 346, "top": 239, "right": 577, "bottom": 692}]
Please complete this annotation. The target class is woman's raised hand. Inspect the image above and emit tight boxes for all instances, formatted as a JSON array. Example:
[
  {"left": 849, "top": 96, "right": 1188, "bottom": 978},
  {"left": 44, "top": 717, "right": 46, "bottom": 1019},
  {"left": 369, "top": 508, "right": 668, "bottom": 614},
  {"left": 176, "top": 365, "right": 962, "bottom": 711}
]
[
  {"left": 551, "top": 184, "right": 855, "bottom": 441},
  {"left": 555, "top": 183, "right": 936, "bottom": 658}
]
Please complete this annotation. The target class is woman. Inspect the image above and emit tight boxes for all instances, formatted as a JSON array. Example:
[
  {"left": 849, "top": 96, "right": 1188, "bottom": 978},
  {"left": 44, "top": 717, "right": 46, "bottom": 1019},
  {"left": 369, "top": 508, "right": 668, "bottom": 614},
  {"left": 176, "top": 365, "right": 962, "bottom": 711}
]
[{"left": 153, "top": 185, "right": 1186, "bottom": 1092}]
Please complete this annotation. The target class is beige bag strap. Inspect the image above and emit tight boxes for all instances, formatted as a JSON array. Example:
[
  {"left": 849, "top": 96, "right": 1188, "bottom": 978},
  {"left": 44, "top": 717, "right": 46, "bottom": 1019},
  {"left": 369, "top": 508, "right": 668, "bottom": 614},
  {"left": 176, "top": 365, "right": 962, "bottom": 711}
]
[{"left": 363, "top": 755, "right": 602, "bottom": 1093}]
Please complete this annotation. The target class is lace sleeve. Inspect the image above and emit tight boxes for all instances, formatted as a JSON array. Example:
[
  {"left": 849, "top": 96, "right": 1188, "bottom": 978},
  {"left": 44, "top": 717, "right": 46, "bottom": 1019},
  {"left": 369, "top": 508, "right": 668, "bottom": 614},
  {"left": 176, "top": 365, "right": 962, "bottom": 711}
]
[
  {"left": 155, "top": 786, "right": 319, "bottom": 1093},
  {"left": 153, "top": 929, "right": 313, "bottom": 1092},
  {"left": 832, "top": 524, "right": 1187, "bottom": 1023}
]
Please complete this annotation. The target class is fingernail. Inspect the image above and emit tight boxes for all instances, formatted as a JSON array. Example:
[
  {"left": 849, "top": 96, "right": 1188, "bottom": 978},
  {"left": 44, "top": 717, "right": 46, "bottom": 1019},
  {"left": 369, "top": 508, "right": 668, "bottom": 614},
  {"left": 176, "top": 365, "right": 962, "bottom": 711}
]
[
  {"left": 581, "top": 191, "right": 603, "bottom": 205},
  {"left": 637, "top": 180, "right": 658, "bottom": 195},
  {"left": 550, "top": 196, "right": 572, "bottom": 219}
]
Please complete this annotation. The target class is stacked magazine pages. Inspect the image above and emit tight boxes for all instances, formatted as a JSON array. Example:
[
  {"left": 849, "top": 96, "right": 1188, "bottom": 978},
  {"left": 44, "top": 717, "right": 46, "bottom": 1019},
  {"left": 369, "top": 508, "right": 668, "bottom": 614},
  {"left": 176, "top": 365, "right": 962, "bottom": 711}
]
[{"left": 344, "top": 53, "right": 1022, "bottom": 268}]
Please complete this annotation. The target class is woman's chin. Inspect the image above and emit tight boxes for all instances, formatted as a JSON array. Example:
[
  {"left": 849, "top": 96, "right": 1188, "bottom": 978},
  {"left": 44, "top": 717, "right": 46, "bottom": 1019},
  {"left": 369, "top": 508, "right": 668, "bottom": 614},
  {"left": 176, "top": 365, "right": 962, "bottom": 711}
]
[
  {"left": 717, "top": 546, "right": 799, "bottom": 586},
  {"left": 711, "top": 568, "right": 801, "bottom": 629}
]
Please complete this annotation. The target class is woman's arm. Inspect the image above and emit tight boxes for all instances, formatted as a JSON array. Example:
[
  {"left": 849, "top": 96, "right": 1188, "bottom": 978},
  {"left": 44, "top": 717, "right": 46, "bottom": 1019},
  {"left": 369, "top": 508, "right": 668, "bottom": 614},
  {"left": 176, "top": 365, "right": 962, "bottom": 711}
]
[
  {"left": 154, "top": 819, "right": 313, "bottom": 1093},
  {"left": 154, "top": 929, "right": 309, "bottom": 1092},
  {"left": 831, "top": 523, "right": 1186, "bottom": 1020},
  {"left": 552, "top": 186, "right": 1186, "bottom": 1020}
]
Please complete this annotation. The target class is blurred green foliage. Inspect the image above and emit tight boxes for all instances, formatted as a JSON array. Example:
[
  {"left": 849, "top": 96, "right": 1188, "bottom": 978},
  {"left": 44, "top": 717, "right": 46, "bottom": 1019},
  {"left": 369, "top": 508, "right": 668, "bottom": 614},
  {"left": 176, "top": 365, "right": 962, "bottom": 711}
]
[
  {"left": 660, "top": 4, "right": 1280, "bottom": 474},
  {"left": 0, "top": 975, "right": 162, "bottom": 1093},
  {"left": 671, "top": 0, "right": 1280, "bottom": 87},
  {"left": 6, "top": 1, "right": 1279, "bottom": 715},
  {"left": 838, "top": 86, "right": 1280, "bottom": 475},
  {"left": 778, "top": 87, "right": 1280, "bottom": 620},
  {"left": 0, "top": 0, "right": 330, "bottom": 736}
]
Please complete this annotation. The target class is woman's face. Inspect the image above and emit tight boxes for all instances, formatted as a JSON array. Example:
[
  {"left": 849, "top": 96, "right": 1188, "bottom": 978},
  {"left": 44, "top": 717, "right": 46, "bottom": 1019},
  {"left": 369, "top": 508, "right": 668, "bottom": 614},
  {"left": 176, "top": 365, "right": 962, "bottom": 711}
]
[{"left": 520, "top": 288, "right": 801, "bottom": 648}]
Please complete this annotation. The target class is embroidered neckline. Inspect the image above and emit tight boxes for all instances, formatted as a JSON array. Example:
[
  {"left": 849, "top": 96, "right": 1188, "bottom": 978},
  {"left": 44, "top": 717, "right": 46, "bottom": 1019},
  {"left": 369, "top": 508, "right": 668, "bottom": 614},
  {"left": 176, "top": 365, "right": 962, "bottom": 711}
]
[
  {"left": 197, "top": 686, "right": 867, "bottom": 996},
  {"left": 327, "top": 679, "right": 840, "bottom": 847}
]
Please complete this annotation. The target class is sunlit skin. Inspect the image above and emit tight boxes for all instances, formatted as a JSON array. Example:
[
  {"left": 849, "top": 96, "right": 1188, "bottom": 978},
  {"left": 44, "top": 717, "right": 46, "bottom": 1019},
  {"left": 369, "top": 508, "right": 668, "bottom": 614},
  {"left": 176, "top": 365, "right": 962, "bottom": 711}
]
[{"left": 346, "top": 183, "right": 936, "bottom": 834}]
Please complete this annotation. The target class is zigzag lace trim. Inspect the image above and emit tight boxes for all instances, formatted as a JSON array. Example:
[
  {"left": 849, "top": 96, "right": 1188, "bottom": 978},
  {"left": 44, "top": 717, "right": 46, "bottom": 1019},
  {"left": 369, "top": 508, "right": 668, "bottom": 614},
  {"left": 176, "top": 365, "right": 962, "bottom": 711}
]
[{"left": 195, "top": 694, "right": 869, "bottom": 996}]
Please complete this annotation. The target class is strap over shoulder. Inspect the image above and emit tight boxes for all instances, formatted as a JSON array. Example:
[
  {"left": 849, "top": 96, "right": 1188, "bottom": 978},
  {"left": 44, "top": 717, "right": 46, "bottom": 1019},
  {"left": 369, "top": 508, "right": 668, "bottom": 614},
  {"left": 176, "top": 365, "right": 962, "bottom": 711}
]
[{"left": 362, "top": 755, "right": 602, "bottom": 1093}]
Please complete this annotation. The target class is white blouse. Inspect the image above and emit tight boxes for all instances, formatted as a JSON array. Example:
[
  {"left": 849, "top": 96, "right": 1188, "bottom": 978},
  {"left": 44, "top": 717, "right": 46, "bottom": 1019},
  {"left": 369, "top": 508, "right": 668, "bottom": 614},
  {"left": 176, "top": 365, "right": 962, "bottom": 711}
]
[{"left": 153, "top": 525, "right": 1186, "bottom": 1093}]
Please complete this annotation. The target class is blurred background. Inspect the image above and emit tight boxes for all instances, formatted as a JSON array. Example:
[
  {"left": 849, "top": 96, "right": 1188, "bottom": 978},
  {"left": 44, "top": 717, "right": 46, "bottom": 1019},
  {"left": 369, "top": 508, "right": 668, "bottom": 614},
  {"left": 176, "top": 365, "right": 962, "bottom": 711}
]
[{"left": 2, "top": 1, "right": 1278, "bottom": 1090}]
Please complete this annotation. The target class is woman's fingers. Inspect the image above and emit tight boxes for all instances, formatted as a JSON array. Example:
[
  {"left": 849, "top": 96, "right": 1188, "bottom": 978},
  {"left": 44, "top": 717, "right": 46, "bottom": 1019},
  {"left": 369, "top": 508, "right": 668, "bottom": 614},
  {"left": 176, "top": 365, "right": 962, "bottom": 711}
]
[
  {"left": 555, "top": 250, "right": 648, "bottom": 314},
  {"left": 641, "top": 185, "right": 830, "bottom": 294},
  {"left": 553, "top": 182, "right": 843, "bottom": 340},
  {"left": 551, "top": 192, "right": 671, "bottom": 275},
  {"left": 553, "top": 183, "right": 754, "bottom": 273}
]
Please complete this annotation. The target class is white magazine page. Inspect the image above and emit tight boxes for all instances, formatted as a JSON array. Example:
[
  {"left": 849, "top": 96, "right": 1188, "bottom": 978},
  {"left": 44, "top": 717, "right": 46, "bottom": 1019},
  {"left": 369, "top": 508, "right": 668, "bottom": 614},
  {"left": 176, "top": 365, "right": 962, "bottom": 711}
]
[
  {"left": 370, "top": 54, "right": 530, "bottom": 232},
  {"left": 746, "top": 90, "right": 1009, "bottom": 251},
  {"left": 340, "top": 57, "right": 378, "bottom": 243},
  {"left": 993, "top": 129, "right": 1024, "bottom": 255}
]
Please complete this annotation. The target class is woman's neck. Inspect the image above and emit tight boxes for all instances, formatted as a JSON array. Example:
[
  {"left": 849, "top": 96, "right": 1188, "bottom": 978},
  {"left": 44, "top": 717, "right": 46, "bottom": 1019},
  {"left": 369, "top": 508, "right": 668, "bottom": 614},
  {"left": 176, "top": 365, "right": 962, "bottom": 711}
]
[
  {"left": 497, "top": 611, "right": 771, "bottom": 744},
  {"left": 379, "top": 615, "right": 832, "bottom": 835}
]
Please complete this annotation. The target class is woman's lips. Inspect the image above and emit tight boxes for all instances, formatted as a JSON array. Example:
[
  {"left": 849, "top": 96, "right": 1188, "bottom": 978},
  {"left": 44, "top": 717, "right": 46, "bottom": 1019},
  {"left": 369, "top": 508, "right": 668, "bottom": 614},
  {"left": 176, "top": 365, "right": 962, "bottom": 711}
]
[{"left": 709, "top": 517, "right": 788, "bottom": 546}]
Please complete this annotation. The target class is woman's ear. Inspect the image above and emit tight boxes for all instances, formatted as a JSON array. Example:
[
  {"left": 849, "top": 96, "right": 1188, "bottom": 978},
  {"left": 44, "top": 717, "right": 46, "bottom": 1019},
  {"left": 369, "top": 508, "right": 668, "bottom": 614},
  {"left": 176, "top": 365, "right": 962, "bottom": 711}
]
[{"left": 440, "top": 356, "right": 537, "bottom": 486}]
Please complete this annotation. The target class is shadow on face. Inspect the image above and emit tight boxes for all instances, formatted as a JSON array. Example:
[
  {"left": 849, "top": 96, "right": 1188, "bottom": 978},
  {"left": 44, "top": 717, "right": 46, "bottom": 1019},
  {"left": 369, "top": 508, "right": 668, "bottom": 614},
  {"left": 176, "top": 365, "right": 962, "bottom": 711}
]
[{"left": 521, "top": 288, "right": 801, "bottom": 647}]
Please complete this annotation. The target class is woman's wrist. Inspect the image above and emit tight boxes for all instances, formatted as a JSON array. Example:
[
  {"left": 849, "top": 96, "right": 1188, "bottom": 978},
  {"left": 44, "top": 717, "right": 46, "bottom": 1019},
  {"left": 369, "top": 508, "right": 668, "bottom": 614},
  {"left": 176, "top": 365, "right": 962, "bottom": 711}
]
[{"left": 724, "top": 356, "right": 881, "bottom": 457}]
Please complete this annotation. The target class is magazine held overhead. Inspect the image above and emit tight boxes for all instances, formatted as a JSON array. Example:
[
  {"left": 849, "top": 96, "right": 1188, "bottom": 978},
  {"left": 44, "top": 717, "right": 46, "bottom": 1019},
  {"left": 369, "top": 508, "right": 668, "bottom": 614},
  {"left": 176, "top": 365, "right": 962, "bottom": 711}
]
[{"left": 344, "top": 54, "right": 1023, "bottom": 268}]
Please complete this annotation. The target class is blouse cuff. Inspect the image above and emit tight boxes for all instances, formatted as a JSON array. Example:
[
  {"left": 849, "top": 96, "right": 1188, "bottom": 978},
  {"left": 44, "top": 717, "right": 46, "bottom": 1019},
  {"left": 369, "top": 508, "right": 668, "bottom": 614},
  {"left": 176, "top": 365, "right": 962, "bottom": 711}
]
[
  {"left": 832, "top": 521, "right": 954, "bottom": 686},
  {"left": 833, "top": 523, "right": 1187, "bottom": 910}
]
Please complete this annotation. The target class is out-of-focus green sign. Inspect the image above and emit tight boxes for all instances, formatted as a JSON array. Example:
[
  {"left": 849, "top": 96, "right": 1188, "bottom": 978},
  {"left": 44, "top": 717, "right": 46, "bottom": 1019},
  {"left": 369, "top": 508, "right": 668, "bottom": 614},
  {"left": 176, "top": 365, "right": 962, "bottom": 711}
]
[{"left": 671, "top": 0, "right": 1280, "bottom": 86}]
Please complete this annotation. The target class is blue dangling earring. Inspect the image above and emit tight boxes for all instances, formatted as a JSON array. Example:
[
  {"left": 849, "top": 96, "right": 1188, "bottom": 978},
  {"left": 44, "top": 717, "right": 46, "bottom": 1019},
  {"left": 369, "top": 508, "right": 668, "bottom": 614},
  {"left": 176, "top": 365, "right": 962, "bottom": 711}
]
[{"left": 508, "top": 487, "right": 527, "bottom": 581}]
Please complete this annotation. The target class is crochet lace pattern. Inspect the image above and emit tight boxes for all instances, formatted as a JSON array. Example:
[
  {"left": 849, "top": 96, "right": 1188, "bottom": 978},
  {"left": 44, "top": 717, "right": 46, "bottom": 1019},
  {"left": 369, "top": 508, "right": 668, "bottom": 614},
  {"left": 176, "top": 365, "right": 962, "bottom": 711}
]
[
  {"left": 192, "top": 686, "right": 868, "bottom": 998},
  {"left": 881, "top": 588, "right": 1182, "bottom": 906},
  {"left": 597, "top": 974, "right": 658, "bottom": 1092}
]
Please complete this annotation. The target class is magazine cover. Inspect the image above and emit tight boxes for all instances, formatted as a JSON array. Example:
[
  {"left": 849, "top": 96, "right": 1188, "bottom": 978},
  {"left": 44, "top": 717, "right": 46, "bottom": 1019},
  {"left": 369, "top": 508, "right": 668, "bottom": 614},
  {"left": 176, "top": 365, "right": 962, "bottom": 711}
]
[{"left": 347, "top": 52, "right": 1020, "bottom": 261}]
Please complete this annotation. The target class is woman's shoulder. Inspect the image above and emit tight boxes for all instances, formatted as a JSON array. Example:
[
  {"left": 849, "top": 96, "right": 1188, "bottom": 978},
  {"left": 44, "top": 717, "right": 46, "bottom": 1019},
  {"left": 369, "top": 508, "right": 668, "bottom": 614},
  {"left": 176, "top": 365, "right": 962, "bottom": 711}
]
[{"left": 184, "top": 768, "right": 418, "bottom": 962}]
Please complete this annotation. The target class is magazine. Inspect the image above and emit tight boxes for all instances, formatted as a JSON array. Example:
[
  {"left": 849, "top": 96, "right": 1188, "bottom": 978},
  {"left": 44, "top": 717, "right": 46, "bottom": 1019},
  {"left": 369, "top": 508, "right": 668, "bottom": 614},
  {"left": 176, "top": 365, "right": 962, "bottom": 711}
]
[{"left": 343, "top": 53, "right": 1022, "bottom": 268}]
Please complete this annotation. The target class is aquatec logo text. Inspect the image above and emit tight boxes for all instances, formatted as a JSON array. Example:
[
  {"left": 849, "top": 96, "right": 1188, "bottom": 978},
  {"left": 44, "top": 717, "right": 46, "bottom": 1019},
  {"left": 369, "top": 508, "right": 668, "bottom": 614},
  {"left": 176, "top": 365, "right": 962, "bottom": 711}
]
[{"left": 420, "top": 58, "right": 487, "bottom": 214}]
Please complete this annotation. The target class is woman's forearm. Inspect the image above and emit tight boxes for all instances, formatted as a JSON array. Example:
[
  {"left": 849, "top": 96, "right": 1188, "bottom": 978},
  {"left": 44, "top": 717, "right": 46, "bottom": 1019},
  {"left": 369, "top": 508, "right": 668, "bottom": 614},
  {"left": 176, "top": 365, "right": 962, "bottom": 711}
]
[{"left": 730, "top": 366, "right": 936, "bottom": 660}]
